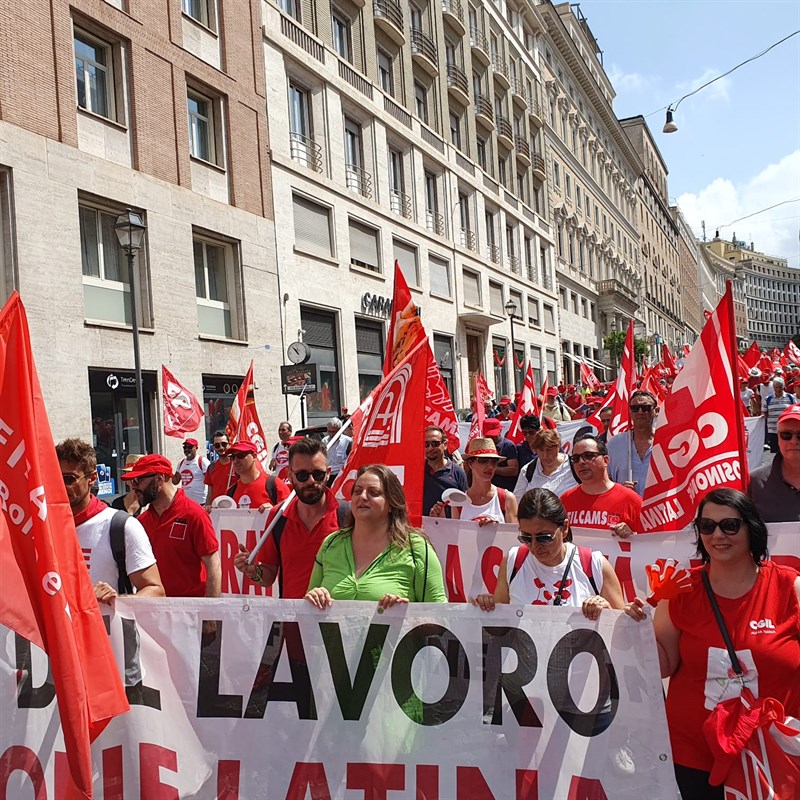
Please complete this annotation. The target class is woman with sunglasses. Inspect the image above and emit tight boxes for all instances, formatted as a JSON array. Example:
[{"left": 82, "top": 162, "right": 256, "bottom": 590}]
[
  {"left": 473, "top": 488, "right": 623, "bottom": 618},
  {"left": 452, "top": 438, "right": 518, "bottom": 526},
  {"left": 305, "top": 464, "right": 446, "bottom": 609},
  {"left": 624, "top": 488, "right": 800, "bottom": 800}
]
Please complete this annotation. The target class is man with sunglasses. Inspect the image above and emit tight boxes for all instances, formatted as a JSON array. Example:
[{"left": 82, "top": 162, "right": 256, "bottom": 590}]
[
  {"left": 423, "top": 425, "right": 467, "bottom": 517},
  {"left": 122, "top": 454, "right": 220, "bottom": 598},
  {"left": 172, "top": 437, "right": 209, "bottom": 505},
  {"left": 749, "top": 404, "right": 800, "bottom": 522},
  {"left": 203, "top": 431, "right": 234, "bottom": 509},
  {"left": 234, "top": 438, "right": 353, "bottom": 598},
  {"left": 561, "top": 434, "right": 642, "bottom": 538},
  {"left": 606, "top": 390, "right": 658, "bottom": 497},
  {"left": 226, "top": 441, "right": 291, "bottom": 510}
]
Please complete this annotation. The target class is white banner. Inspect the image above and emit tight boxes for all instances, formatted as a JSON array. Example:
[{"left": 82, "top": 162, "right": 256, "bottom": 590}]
[{"left": 1, "top": 601, "right": 679, "bottom": 799}]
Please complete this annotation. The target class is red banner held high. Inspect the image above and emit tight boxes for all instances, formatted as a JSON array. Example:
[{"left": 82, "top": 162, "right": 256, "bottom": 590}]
[
  {"left": 507, "top": 363, "right": 539, "bottom": 444},
  {"left": 608, "top": 319, "right": 636, "bottom": 437},
  {"left": 579, "top": 360, "right": 600, "bottom": 391},
  {"left": 384, "top": 261, "right": 427, "bottom": 375},
  {"left": 467, "top": 372, "right": 492, "bottom": 443},
  {"left": 162, "top": 365, "right": 205, "bottom": 438},
  {"left": 225, "top": 361, "right": 271, "bottom": 474},
  {"left": 743, "top": 341, "right": 761, "bottom": 368},
  {"left": 424, "top": 343, "right": 460, "bottom": 453}
]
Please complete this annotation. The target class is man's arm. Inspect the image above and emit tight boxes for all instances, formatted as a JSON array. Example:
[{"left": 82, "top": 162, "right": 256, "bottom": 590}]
[
  {"left": 495, "top": 456, "right": 519, "bottom": 477},
  {"left": 202, "top": 551, "right": 222, "bottom": 597},
  {"left": 128, "top": 564, "right": 165, "bottom": 597},
  {"left": 172, "top": 469, "right": 181, "bottom": 485}
]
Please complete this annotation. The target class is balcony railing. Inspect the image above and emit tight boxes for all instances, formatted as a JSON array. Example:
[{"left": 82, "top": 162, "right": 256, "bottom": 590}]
[
  {"left": 289, "top": 131, "right": 322, "bottom": 172},
  {"left": 446, "top": 63, "right": 469, "bottom": 96},
  {"left": 410, "top": 28, "right": 438, "bottom": 65},
  {"left": 514, "top": 136, "right": 530, "bottom": 160},
  {"left": 390, "top": 189, "right": 412, "bottom": 219},
  {"left": 441, "top": 0, "right": 463, "bottom": 25},
  {"left": 460, "top": 227, "right": 476, "bottom": 251},
  {"left": 373, "top": 0, "right": 403, "bottom": 31},
  {"left": 491, "top": 54, "right": 509, "bottom": 83},
  {"left": 469, "top": 26, "right": 489, "bottom": 56},
  {"left": 487, "top": 243, "right": 501, "bottom": 264},
  {"left": 345, "top": 163, "right": 372, "bottom": 198},
  {"left": 532, "top": 152, "right": 545, "bottom": 177},
  {"left": 496, "top": 115, "right": 513, "bottom": 143},
  {"left": 510, "top": 77, "right": 528, "bottom": 105},
  {"left": 474, "top": 93, "right": 493, "bottom": 123},
  {"left": 426, "top": 209, "right": 445, "bottom": 236},
  {"left": 507, "top": 255, "right": 520, "bottom": 274}
]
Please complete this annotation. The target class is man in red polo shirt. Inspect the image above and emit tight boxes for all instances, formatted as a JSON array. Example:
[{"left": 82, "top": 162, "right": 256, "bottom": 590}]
[
  {"left": 227, "top": 441, "right": 291, "bottom": 510},
  {"left": 123, "top": 454, "right": 221, "bottom": 597},
  {"left": 234, "top": 438, "right": 351, "bottom": 598}
]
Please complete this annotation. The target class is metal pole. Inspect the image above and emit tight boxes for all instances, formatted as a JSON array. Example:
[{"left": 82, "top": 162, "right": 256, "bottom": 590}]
[
  {"left": 127, "top": 248, "right": 147, "bottom": 454},
  {"left": 509, "top": 313, "right": 518, "bottom": 392}
]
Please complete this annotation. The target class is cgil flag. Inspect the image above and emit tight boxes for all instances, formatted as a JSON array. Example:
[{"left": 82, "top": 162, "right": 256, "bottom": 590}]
[
  {"left": 467, "top": 371, "right": 493, "bottom": 443},
  {"left": 641, "top": 284, "right": 747, "bottom": 532},
  {"left": 784, "top": 340, "right": 800, "bottom": 367},
  {"left": 579, "top": 360, "right": 600, "bottom": 391},
  {"left": 162, "top": 365, "right": 205, "bottom": 438},
  {"left": 506, "top": 363, "right": 540, "bottom": 444},
  {"left": 224, "top": 361, "right": 271, "bottom": 474},
  {"left": 0, "top": 292, "right": 129, "bottom": 798},
  {"left": 608, "top": 319, "right": 637, "bottom": 437},
  {"left": 743, "top": 341, "right": 761, "bottom": 368}
]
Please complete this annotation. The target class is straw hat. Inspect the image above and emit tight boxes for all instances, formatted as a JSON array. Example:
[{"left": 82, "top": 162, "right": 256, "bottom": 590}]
[
  {"left": 122, "top": 454, "right": 144, "bottom": 473},
  {"left": 465, "top": 438, "right": 502, "bottom": 459}
]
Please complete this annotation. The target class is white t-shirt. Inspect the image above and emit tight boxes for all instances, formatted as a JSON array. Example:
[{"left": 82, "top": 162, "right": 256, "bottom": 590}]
[
  {"left": 506, "top": 543, "right": 604, "bottom": 606},
  {"left": 272, "top": 442, "right": 290, "bottom": 478},
  {"left": 513, "top": 456, "right": 578, "bottom": 503},
  {"left": 76, "top": 507, "right": 156, "bottom": 590},
  {"left": 177, "top": 455, "right": 209, "bottom": 504},
  {"left": 458, "top": 491, "right": 505, "bottom": 523},
  {"left": 740, "top": 387, "right": 754, "bottom": 407}
]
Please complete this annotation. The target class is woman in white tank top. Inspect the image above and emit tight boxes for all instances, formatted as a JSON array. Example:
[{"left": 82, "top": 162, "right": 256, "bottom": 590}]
[
  {"left": 452, "top": 438, "right": 517, "bottom": 525},
  {"left": 473, "top": 488, "right": 624, "bottom": 619}
]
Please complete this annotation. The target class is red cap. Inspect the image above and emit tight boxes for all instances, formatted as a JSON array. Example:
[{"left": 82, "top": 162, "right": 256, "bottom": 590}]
[
  {"left": 121, "top": 454, "right": 174, "bottom": 481},
  {"left": 482, "top": 418, "right": 502, "bottom": 436},
  {"left": 499, "top": 396, "right": 512, "bottom": 405},
  {"left": 183, "top": 438, "right": 199, "bottom": 447},
  {"left": 778, "top": 404, "right": 800, "bottom": 425},
  {"left": 226, "top": 441, "right": 257, "bottom": 456},
  {"left": 546, "top": 387, "right": 558, "bottom": 397}
]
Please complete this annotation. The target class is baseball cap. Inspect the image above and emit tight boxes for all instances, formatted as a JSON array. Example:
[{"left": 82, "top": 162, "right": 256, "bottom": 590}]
[
  {"left": 226, "top": 441, "right": 258, "bottom": 456},
  {"left": 482, "top": 418, "right": 502, "bottom": 436},
  {"left": 499, "top": 395, "right": 512, "bottom": 405},
  {"left": 778, "top": 405, "right": 800, "bottom": 425},
  {"left": 546, "top": 387, "right": 558, "bottom": 397},
  {"left": 121, "top": 454, "right": 174, "bottom": 481},
  {"left": 183, "top": 438, "right": 199, "bottom": 447}
]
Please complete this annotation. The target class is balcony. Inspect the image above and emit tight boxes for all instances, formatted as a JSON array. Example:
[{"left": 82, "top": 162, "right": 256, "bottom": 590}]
[
  {"left": 496, "top": 115, "right": 513, "bottom": 148},
  {"left": 514, "top": 136, "right": 531, "bottom": 166},
  {"left": 345, "top": 163, "right": 372, "bottom": 199},
  {"left": 446, "top": 63, "right": 470, "bottom": 106},
  {"left": 487, "top": 243, "right": 501, "bottom": 264},
  {"left": 597, "top": 278, "right": 639, "bottom": 317},
  {"left": 474, "top": 93, "right": 494, "bottom": 130},
  {"left": 510, "top": 77, "right": 528, "bottom": 108},
  {"left": 426, "top": 209, "right": 445, "bottom": 236},
  {"left": 528, "top": 99, "right": 543, "bottom": 129},
  {"left": 532, "top": 152, "right": 546, "bottom": 181},
  {"left": 374, "top": 0, "right": 404, "bottom": 45},
  {"left": 289, "top": 131, "right": 323, "bottom": 172},
  {"left": 410, "top": 28, "right": 439, "bottom": 75},
  {"left": 507, "top": 255, "right": 520, "bottom": 274},
  {"left": 460, "top": 227, "right": 476, "bottom": 251},
  {"left": 469, "top": 27, "right": 490, "bottom": 66},
  {"left": 441, "top": 0, "right": 465, "bottom": 35},
  {"left": 390, "top": 189, "right": 412, "bottom": 219},
  {"left": 491, "top": 55, "right": 510, "bottom": 89}
]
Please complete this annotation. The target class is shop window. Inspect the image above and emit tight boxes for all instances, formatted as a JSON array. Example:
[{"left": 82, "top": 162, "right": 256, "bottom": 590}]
[
  {"left": 301, "top": 308, "right": 341, "bottom": 421},
  {"left": 355, "top": 318, "right": 384, "bottom": 400}
]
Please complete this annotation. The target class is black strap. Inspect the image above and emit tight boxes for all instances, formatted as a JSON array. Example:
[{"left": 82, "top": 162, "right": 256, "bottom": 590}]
[
  {"left": 553, "top": 545, "right": 577, "bottom": 606},
  {"left": 109, "top": 511, "right": 134, "bottom": 595},
  {"left": 525, "top": 456, "right": 539, "bottom": 482},
  {"left": 701, "top": 569, "right": 743, "bottom": 676}
]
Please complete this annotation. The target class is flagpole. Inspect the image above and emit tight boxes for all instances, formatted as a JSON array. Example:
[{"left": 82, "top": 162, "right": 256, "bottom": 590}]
[{"left": 726, "top": 282, "right": 750, "bottom": 488}]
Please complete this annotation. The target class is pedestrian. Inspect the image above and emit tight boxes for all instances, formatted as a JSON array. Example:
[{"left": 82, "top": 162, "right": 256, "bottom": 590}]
[
  {"left": 762, "top": 376, "right": 796, "bottom": 452},
  {"left": 322, "top": 417, "right": 352, "bottom": 484},
  {"left": 204, "top": 430, "right": 234, "bottom": 509},
  {"left": 495, "top": 396, "right": 513, "bottom": 421},
  {"left": 111, "top": 453, "right": 145, "bottom": 516},
  {"left": 226, "top": 441, "right": 291, "bottom": 510},
  {"left": 173, "top": 437, "right": 209, "bottom": 505},
  {"left": 606, "top": 390, "right": 658, "bottom": 497},
  {"left": 541, "top": 386, "right": 574, "bottom": 422},
  {"left": 515, "top": 414, "right": 541, "bottom": 469},
  {"left": 513, "top": 428, "right": 578, "bottom": 502},
  {"left": 482, "top": 417, "right": 519, "bottom": 491},
  {"left": 424, "top": 425, "right": 468, "bottom": 517},
  {"left": 454, "top": 438, "right": 518, "bottom": 525},
  {"left": 269, "top": 421, "right": 293, "bottom": 477}
]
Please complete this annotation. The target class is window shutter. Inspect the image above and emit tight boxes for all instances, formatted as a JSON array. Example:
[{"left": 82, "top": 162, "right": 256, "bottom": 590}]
[
  {"left": 489, "top": 282, "right": 503, "bottom": 315},
  {"left": 428, "top": 255, "right": 450, "bottom": 297},
  {"left": 463, "top": 270, "right": 480, "bottom": 306},
  {"left": 392, "top": 239, "right": 418, "bottom": 285},
  {"left": 293, "top": 195, "right": 332, "bottom": 256},
  {"left": 349, "top": 219, "right": 380, "bottom": 270}
]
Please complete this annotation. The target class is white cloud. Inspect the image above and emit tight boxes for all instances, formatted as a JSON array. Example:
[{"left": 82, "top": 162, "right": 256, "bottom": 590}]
[
  {"left": 676, "top": 68, "right": 732, "bottom": 104},
  {"left": 608, "top": 64, "right": 651, "bottom": 93},
  {"left": 677, "top": 150, "right": 800, "bottom": 268}
]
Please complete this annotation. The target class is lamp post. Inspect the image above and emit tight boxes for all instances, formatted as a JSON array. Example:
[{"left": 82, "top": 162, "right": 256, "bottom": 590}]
[
  {"left": 610, "top": 318, "right": 619, "bottom": 368},
  {"left": 114, "top": 209, "right": 148, "bottom": 454},
  {"left": 504, "top": 298, "right": 519, "bottom": 392}
]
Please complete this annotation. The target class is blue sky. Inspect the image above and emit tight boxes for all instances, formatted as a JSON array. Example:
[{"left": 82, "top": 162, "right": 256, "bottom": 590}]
[{"left": 574, "top": 0, "right": 800, "bottom": 267}]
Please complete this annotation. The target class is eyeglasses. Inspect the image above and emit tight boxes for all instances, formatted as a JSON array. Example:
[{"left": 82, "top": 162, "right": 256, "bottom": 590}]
[
  {"left": 518, "top": 530, "right": 560, "bottom": 545},
  {"left": 424, "top": 441, "right": 444, "bottom": 448},
  {"left": 569, "top": 452, "right": 602, "bottom": 463},
  {"left": 778, "top": 430, "right": 800, "bottom": 441},
  {"left": 213, "top": 442, "right": 228, "bottom": 449},
  {"left": 130, "top": 474, "right": 158, "bottom": 487},
  {"left": 630, "top": 405, "right": 655, "bottom": 414},
  {"left": 695, "top": 517, "right": 744, "bottom": 536},
  {"left": 61, "top": 473, "right": 89, "bottom": 486},
  {"left": 229, "top": 453, "right": 251, "bottom": 461},
  {"left": 472, "top": 457, "right": 498, "bottom": 465},
  {"left": 522, "top": 429, "right": 537, "bottom": 436},
  {"left": 292, "top": 469, "right": 328, "bottom": 483}
]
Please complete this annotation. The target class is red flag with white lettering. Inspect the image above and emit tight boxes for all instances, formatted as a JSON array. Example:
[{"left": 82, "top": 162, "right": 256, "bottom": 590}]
[
  {"left": 579, "top": 360, "right": 600, "bottom": 391},
  {"left": 784, "top": 340, "right": 800, "bottom": 367},
  {"left": 661, "top": 344, "right": 678, "bottom": 378},
  {"left": 743, "top": 341, "right": 761, "bottom": 368},
  {"left": 467, "top": 371, "right": 492, "bottom": 443},
  {"left": 162, "top": 365, "right": 205, "bottom": 438},
  {"left": 333, "top": 341, "right": 428, "bottom": 523},
  {"left": 641, "top": 284, "right": 747, "bottom": 532},
  {"left": 384, "top": 261, "right": 427, "bottom": 375},
  {"left": 224, "top": 361, "right": 271, "bottom": 474},
  {"left": 424, "top": 342, "right": 460, "bottom": 453},
  {"left": 608, "top": 319, "right": 636, "bottom": 437},
  {"left": 0, "top": 292, "right": 129, "bottom": 798},
  {"left": 640, "top": 365, "right": 666, "bottom": 404},
  {"left": 507, "top": 363, "right": 539, "bottom": 444},
  {"left": 538, "top": 374, "right": 557, "bottom": 430}
]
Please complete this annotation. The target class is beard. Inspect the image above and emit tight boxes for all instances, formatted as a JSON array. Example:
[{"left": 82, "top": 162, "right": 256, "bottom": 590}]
[
  {"left": 296, "top": 484, "right": 325, "bottom": 505},
  {"left": 138, "top": 481, "right": 160, "bottom": 506}
]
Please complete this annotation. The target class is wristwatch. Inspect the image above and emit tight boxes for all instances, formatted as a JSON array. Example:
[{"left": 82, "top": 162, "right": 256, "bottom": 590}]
[{"left": 252, "top": 564, "right": 263, "bottom": 583}]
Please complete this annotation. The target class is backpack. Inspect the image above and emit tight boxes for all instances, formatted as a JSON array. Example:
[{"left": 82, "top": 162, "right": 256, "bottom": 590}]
[
  {"left": 523, "top": 455, "right": 580, "bottom": 485},
  {"left": 508, "top": 544, "right": 598, "bottom": 595},
  {"left": 109, "top": 510, "right": 134, "bottom": 595},
  {"left": 227, "top": 474, "right": 282, "bottom": 504}
]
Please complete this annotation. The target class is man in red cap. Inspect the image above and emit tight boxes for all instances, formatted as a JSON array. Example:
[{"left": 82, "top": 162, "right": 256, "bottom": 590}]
[
  {"left": 749, "top": 404, "right": 800, "bottom": 522},
  {"left": 173, "top": 437, "right": 209, "bottom": 506},
  {"left": 226, "top": 441, "right": 291, "bottom": 510},
  {"left": 495, "top": 396, "right": 514, "bottom": 421},
  {"left": 541, "top": 386, "right": 574, "bottom": 422},
  {"left": 123, "top": 454, "right": 221, "bottom": 597},
  {"left": 482, "top": 417, "right": 519, "bottom": 491}
]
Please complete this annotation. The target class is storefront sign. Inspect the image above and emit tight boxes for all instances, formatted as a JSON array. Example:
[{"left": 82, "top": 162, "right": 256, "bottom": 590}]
[
  {"left": 202, "top": 375, "right": 244, "bottom": 396},
  {"left": 361, "top": 292, "right": 393, "bottom": 318},
  {"left": 280, "top": 363, "right": 320, "bottom": 395},
  {"left": 88, "top": 368, "right": 157, "bottom": 393}
]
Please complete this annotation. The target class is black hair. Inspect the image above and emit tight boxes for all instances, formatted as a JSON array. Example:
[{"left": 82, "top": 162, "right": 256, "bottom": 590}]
[
  {"left": 288, "top": 437, "right": 327, "bottom": 463},
  {"left": 520, "top": 414, "right": 541, "bottom": 431},
  {"left": 573, "top": 433, "right": 608, "bottom": 456},
  {"left": 630, "top": 390, "right": 657, "bottom": 405},
  {"left": 695, "top": 488, "right": 769, "bottom": 565},
  {"left": 518, "top": 487, "right": 567, "bottom": 527}
]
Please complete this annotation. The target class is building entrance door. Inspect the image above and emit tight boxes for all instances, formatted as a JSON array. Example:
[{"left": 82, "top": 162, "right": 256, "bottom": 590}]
[{"left": 466, "top": 332, "right": 483, "bottom": 398}]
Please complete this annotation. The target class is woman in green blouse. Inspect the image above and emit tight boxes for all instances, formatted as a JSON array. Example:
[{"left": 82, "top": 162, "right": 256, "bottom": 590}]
[{"left": 305, "top": 464, "right": 447, "bottom": 608}]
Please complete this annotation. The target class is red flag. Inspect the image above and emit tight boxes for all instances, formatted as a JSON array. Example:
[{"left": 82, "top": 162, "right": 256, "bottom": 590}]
[
  {"left": 608, "top": 320, "right": 636, "bottom": 437},
  {"left": 757, "top": 352, "right": 774, "bottom": 375},
  {"left": 507, "top": 363, "right": 538, "bottom": 444},
  {"left": 661, "top": 344, "right": 678, "bottom": 378},
  {"left": 641, "top": 284, "right": 747, "bottom": 532},
  {"left": 384, "top": 261, "right": 427, "bottom": 375},
  {"left": 333, "top": 341, "right": 428, "bottom": 523},
  {"left": 640, "top": 365, "right": 666, "bottom": 404},
  {"left": 784, "top": 340, "right": 800, "bottom": 367},
  {"left": 743, "top": 341, "right": 761, "bottom": 368},
  {"left": 225, "top": 361, "right": 271, "bottom": 474},
  {"left": 424, "top": 343, "right": 460, "bottom": 453},
  {"left": 538, "top": 374, "right": 557, "bottom": 430},
  {"left": 683, "top": 344, "right": 691, "bottom": 358},
  {"left": 162, "top": 365, "right": 205, "bottom": 438},
  {"left": 579, "top": 360, "right": 600, "bottom": 391},
  {"left": 0, "top": 293, "right": 129, "bottom": 798},
  {"left": 467, "top": 372, "right": 492, "bottom": 443}
]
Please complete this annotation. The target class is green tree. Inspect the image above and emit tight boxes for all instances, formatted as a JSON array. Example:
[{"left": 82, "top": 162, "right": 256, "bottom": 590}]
[{"left": 603, "top": 330, "right": 650, "bottom": 367}]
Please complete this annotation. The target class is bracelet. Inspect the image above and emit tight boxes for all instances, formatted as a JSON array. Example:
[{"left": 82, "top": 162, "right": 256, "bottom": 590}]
[{"left": 252, "top": 564, "right": 263, "bottom": 583}]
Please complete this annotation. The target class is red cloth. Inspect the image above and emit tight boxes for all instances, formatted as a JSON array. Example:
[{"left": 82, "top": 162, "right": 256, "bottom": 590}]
[
  {"left": 561, "top": 483, "right": 642, "bottom": 532},
  {"left": 256, "top": 489, "right": 343, "bottom": 598},
  {"left": 231, "top": 472, "right": 291, "bottom": 509},
  {"left": 138, "top": 489, "right": 219, "bottom": 596},
  {"left": 204, "top": 458, "right": 236, "bottom": 500},
  {"left": 667, "top": 562, "right": 800, "bottom": 772},
  {"left": 72, "top": 493, "right": 108, "bottom": 527}
]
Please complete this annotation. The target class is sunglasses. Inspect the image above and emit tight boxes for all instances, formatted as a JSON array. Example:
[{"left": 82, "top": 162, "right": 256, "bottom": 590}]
[
  {"left": 471, "top": 456, "right": 498, "bottom": 465},
  {"left": 229, "top": 452, "right": 251, "bottom": 461},
  {"left": 695, "top": 517, "right": 744, "bottom": 536},
  {"left": 778, "top": 430, "right": 800, "bottom": 441},
  {"left": 424, "top": 441, "right": 444, "bottom": 448},
  {"left": 130, "top": 473, "right": 158, "bottom": 487},
  {"left": 61, "top": 473, "right": 90, "bottom": 486},
  {"left": 213, "top": 442, "right": 229, "bottom": 449},
  {"left": 293, "top": 469, "right": 327, "bottom": 483},
  {"left": 569, "top": 452, "right": 602, "bottom": 463},
  {"left": 630, "top": 405, "right": 655, "bottom": 413},
  {"left": 518, "top": 531, "right": 560, "bottom": 544}
]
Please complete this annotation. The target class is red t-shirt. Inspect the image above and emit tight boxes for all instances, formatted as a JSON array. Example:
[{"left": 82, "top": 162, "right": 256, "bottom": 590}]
[
  {"left": 138, "top": 489, "right": 219, "bottom": 597},
  {"left": 561, "top": 483, "right": 642, "bottom": 532},
  {"left": 204, "top": 459, "right": 235, "bottom": 501},
  {"left": 256, "top": 489, "right": 343, "bottom": 599},
  {"left": 231, "top": 472, "right": 291, "bottom": 510},
  {"left": 666, "top": 562, "right": 800, "bottom": 771}
]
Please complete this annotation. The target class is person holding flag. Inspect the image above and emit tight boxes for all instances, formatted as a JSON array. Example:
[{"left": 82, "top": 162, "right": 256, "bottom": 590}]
[
  {"left": 423, "top": 425, "right": 468, "bottom": 518},
  {"left": 606, "top": 390, "right": 659, "bottom": 497}
]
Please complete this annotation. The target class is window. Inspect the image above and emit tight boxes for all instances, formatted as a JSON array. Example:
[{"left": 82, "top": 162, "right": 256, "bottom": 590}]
[
  {"left": 388, "top": 148, "right": 410, "bottom": 217},
  {"left": 560, "top": 287, "right": 567, "bottom": 310},
  {"left": 293, "top": 194, "right": 333, "bottom": 257},
  {"left": 349, "top": 218, "right": 380, "bottom": 271},
  {"left": 182, "top": 0, "right": 215, "bottom": 29},
  {"left": 393, "top": 238, "right": 418, "bottom": 286},
  {"left": 476, "top": 136, "right": 487, "bottom": 170},
  {"left": 193, "top": 233, "right": 239, "bottom": 338},
  {"left": 377, "top": 50, "right": 393, "bottom": 95},
  {"left": 489, "top": 281, "right": 503, "bottom": 316},
  {"left": 493, "top": 335, "right": 509, "bottom": 398},
  {"left": 74, "top": 28, "right": 116, "bottom": 120},
  {"left": 277, "top": 0, "right": 300, "bottom": 19},
  {"left": 344, "top": 117, "right": 369, "bottom": 197},
  {"left": 530, "top": 346, "right": 542, "bottom": 390},
  {"left": 433, "top": 334, "right": 455, "bottom": 401},
  {"left": 543, "top": 303, "right": 555, "bottom": 333},
  {"left": 463, "top": 268, "right": 481, "bottom": 306},
  {"left": 355, "top": 319, "right": 384, "bottom": 400},
  {"left": 424, "top": 171, "right": 442, "bottom": 234},
  {"left": 331, "top": 11, "right": 351, "bottom": 61},
  {"left": 449, "top": 112, "right": 461, "bottom": 149},
  {"left": 546, "top": 349, "right": 557, "bottom": 387},
  {"left": 414, "top": 82, "right": 428, "bottom": 123},
  {"left": 187, "top": 88, "right": 222, "bottom": 165},
  {"left": 565, "top": 173, "right": 572, "bottom": 201},
  {"left": 301, "top": 308, "right": 340, "bottom": 421},
  {"left": 527, "top": 297, "right": 540, "bottom": 327},
  {"left": 429, "top": 254, "right": 451, "bottom": 297},
  {"left": 0, "top": 170, "right": 15, "bottom": 302},
  {"left": 553, "top": 161, "right": 561, "bottom": 188}
]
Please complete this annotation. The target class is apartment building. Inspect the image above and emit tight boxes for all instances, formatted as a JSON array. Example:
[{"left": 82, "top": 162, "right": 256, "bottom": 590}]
[
  {"left": 537, "top": 2, "right": 642, "bottom": 384},
  {"left": 0, "top": 0, "right": 281, "bottom": 489},
  {"left": 699, "top": 240, "right": 749, "bottom": 343},
  {"left": 263, "top": 0, "right": 560, "bottom": 418},
  {"left": 671, "top": 206, "right": 702, "bottom": 344}
]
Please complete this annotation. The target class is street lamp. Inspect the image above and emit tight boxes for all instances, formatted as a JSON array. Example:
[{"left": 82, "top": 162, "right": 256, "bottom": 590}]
[
  {"left": 504, "top": 298, "right": 519, "bottom": 392},
  {"left": 610, "top": 318, "right": 619, "bottom": 368},
  {"left": 114, "top": 209, "right": 147, "bottom": 455}
]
